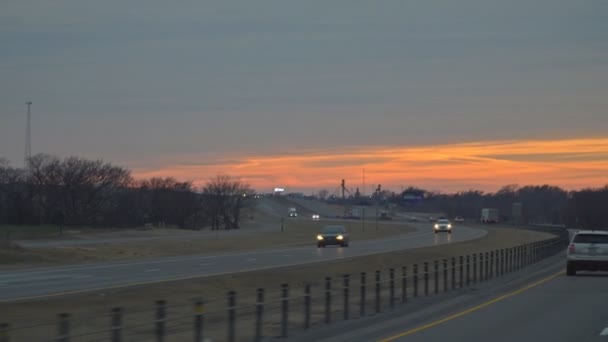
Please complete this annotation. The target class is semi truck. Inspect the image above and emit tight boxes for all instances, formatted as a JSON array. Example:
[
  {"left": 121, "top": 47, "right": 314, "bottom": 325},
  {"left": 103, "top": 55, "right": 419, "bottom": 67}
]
[{"left": 481, "top": 208, "right": 499, "bottom": 224}]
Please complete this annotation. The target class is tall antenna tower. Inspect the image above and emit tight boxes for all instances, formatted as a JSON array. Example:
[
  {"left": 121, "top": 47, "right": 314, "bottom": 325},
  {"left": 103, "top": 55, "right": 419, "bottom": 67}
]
[{"left": 25, "top": 101, "right": 32, "bottom": 165}]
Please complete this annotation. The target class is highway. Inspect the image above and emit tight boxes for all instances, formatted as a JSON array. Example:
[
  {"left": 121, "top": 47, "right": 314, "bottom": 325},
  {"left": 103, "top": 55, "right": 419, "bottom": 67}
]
[
  {"left": 290, "top": 253, "right": 608, "bottom": 342},
  {"left": 0, "top": 224, "right": 485, "bottom": 302}
]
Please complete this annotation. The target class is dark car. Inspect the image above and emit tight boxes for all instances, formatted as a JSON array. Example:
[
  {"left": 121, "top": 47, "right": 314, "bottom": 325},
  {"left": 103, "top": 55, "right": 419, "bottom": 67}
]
[{"left": 317, "top": 225, "right": 349, "bottom": 247}]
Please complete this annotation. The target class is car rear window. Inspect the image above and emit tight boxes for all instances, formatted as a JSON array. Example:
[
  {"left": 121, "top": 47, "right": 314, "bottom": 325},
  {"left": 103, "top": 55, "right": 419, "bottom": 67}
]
[{"left": 573, "top": 234, "right": 608, "bottom": 244}]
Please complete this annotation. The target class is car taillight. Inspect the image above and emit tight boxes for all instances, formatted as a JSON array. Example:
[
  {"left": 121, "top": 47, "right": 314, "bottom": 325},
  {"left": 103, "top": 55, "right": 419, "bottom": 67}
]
[{"left": 568, "top": 244, "right": 575, "bottom": 254}]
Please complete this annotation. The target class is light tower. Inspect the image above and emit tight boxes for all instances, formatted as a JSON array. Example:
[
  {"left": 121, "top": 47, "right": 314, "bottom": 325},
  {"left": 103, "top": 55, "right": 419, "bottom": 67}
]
[{"left": 25, "top": 101, "right": 32, "bottom": 165}]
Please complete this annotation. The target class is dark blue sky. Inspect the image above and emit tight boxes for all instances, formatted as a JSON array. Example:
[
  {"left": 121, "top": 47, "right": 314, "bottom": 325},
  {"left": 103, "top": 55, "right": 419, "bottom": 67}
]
[{"left": 1, "top": 0, "right": 607, "bottom": 171}]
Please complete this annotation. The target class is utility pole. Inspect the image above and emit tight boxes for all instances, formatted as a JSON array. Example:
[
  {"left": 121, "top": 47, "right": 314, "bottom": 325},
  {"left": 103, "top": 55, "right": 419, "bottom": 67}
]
[{"left": 25, "top": 101, "right": 32, "bottom": 166}]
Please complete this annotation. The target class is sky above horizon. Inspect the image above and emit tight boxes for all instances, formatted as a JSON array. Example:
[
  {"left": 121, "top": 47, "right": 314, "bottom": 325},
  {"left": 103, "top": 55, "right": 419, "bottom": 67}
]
[{"left": 1, "top": 1, "right": 607, "bottom": 193}]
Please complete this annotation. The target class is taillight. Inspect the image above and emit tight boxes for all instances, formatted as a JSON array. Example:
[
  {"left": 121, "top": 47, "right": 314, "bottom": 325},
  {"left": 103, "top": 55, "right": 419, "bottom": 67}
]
[{"left": 568, "top": 244, "right": 575, "bottom": 254}]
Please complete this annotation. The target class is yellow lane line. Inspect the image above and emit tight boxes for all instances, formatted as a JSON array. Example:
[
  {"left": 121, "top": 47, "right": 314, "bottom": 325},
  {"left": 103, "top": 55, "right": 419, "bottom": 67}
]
[{"left": 378, "top": 270, "right": 564, "bottom": 342}]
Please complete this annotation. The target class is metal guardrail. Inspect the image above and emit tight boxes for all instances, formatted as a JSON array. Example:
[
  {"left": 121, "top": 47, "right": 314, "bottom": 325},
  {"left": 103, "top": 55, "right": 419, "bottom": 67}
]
[{"left": 2, "top": 230, "right": 568, "bottom": 342}]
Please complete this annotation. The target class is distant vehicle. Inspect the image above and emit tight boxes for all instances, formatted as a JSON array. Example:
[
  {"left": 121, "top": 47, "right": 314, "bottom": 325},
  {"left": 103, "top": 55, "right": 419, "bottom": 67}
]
[
  {"left": 428, "top": 215, "right": 437, "bottom": 223},
  {"left": 378, "top": 211, "right": 392, "bottom": 220},
  {"left": 566, "top": 230, "right": 608, "bottom": 276},
  {"left": 312, "top": 214, "right": 320, "bottom": 220},
  {"left": 480, "top": 208, "right": 499, "bottom": 224},
  {"left": 434, "top": 219, "right": 452, "bottom": 234},
  {"left": 288, "top": 207, "right": 298, "bottom": 218},
  {"left": 317, "top": 225, "right": 349, "bottom": 247},
  {"left": 454, "top": 216, "right": 465, "bottom": 223}
]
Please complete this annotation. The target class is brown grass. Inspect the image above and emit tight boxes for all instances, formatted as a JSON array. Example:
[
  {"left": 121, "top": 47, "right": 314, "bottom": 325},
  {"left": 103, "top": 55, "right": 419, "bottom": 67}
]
[
  {"left": 0, "top": 227, "right": 554, "bottom": 341},
  {"left": 0, "top": 219, "right": 413, "bottom": 269}
]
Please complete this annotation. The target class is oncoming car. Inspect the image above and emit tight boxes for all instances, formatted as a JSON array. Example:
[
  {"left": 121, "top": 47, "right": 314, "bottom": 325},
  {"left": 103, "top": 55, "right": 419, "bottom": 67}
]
[
  {"left": 434, "top": 219, "right": 452, "bottom": 234},
  {"left": 312, "top": 214, "right": 320, "bottom": 220},
  {"left": 317, "top": 225, "right": 349, "bottom": 247},
  {"left": 566, "top": 230, "right": 608, "bottom": 276}
]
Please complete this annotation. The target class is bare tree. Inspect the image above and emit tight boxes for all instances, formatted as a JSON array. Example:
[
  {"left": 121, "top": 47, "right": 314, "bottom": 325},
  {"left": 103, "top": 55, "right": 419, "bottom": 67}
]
[{"left": 202, "top": 175, "right": 253, "bottom": 230}]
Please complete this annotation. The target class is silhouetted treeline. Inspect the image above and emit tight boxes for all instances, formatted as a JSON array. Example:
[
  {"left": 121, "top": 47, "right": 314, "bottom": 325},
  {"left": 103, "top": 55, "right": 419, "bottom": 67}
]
[
  {"left": 0, "top": 155, "right": 253, "bottom": 229},
  {"left": 323, "top": 183, "right": 608, "bottom": 229},
  {"left": 394, "top": 184, "right": 608, "bottom": 229}
]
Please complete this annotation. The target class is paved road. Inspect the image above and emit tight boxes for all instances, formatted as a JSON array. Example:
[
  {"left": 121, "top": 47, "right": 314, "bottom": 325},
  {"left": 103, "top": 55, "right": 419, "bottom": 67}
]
[
  {"left": 290, "top": 253, "right": 608, "bottom": 342},
  {"left": 0, "top": 224, "right": 485, "bottom": 302}
]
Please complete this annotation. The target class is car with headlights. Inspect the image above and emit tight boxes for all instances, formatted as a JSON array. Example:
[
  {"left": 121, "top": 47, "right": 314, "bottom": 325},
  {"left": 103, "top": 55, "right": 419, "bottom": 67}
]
[
  {"left": 566, "top": 230, "right": 608, "bottom": 276},
  {"left": 312, "top": 214, "right": 320, "bottom": 220},
  {"left": 317, "top": 225, "right": 349, "bottom": 247},
  {"left": 434, "top": 219, "right": 452, "bottom": 234}
]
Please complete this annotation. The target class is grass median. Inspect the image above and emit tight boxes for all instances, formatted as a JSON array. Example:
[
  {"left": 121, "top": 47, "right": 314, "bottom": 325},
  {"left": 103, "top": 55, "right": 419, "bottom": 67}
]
[
  {"left": 0, "top": 219, "right": 413, "bottom": 268},
  {"left": 0, "top": 226, "right": 555, "bottom": 341}
]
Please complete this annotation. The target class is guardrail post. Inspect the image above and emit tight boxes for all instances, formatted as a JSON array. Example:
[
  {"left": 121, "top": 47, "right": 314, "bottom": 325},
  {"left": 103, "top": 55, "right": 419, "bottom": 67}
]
[
  {"left": 401, "top": 266, "right": 407, "bottom": 303},
  {"left": 424, "top": 263, "right": 429, "bottom": 296},
  {"left": 493, "top": 251, "right": 497, "bottom": 278},
  {"left": 479, "top": 253, "right": 484, "bottom": 281},
  {"left": 343, "top": 274, "right": 350, "bottom": 320},
  {"left": 227, "top": 293, "right": 236, "bottom": 342},
  {"left": 156, "top": 301, "right": 166, "bottom": 342},
  {"left": 360, "top": 272, "right": 367, "bottom": 317},
  {"left": 459, "top": 256, "right": 464, "bottom": 288},
  {"left": 389, "top": 269, "right": 395, "bottom": 309},
  {"left": 325, "top": 277, "right": 332, "bottom": 324},
  {"left": 501, "top": 249, "right": 505, "bottom": 275},
  {"left": 518, "top": 246, "right": 523, "bottom": 269},
  {"left": 375, "top": 271, "right": 381, "bottom": 313},
  {"left": 443, "top": 259, "right": 448, "bottom": 292},
  {"left": 57, "top": 313, "right": 70, "bottom": 342},
  {"left": 489, "top": 251, "right": 494, "bottom": 278},
  {"left": 465, "top": 255, "right": 470, "bottom": 287},
  {"left": 281, "top": 284, "right": 289, "bottom": 338},
  {"left": 484, "top": 252, "right": 489, "bottom": 280},
  {"left": 0, "top": 323, "right": 9, "bottom": 342},
  {"left": 413, "top": 264, "right": 419, "bottom": 297},
  {"left": 472, "top": 254, "right": 477, "bottom": 283},
  {"left": 434, "top": 261, "right": 439, "bottom": 294},
  {"left": 304, "top": 284, "right": 311, "bottom": 329},
  {"left": 111, "top": 307, "right": 122, "bottom": 342},
  {"left": 451, "top": 258, "right": 456, "bottom": 290},
  {"left": 254, "top": 289, "right": 263, "bottom": 342}
]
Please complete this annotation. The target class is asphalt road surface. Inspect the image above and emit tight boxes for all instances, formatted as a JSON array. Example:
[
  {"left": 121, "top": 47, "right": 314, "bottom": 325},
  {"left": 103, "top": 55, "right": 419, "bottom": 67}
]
[
  {"left": 290, "top": 253, "right": 608, "bottom": 342},
  {"left": 0, "top": 224, "right": 485, "bottom": 302}
]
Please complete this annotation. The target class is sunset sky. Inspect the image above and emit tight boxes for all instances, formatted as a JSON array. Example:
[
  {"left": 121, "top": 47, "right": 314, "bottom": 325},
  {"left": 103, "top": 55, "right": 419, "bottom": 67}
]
[{"left": 1, "top": 0, "right": 607, "bottom": 193}]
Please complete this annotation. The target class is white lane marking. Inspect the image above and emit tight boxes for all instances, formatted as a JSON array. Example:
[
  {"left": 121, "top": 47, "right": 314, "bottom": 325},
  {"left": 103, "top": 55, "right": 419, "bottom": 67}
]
[
  {"left": 72, "top": 275, "right": 94, "bottom": 279},
  {"left": 600, "top": 327, "right": 608, "bottom": 336},
  {"left": 144, "top": 269, "right": 160, "bottom": 272}
]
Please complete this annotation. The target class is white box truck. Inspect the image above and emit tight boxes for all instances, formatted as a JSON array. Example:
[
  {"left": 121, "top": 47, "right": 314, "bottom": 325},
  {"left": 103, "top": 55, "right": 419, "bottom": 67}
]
[{"left": 481, "top": 208, "right": 499, "bottom": 224}]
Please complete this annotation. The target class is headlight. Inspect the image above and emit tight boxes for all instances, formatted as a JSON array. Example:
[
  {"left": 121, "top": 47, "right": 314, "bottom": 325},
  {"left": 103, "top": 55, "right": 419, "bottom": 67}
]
[
  {"left": 317, "top": 235, "right": 324, "bottom": 240},
  {"left": 434, "top": 224, "right": 439, "bottom": 229},
  {"left": 337, "top": 235, "right": 344, "bottom": 240},
  {"left": 448, "top": 224, "right": 452, "bottom": 228}
]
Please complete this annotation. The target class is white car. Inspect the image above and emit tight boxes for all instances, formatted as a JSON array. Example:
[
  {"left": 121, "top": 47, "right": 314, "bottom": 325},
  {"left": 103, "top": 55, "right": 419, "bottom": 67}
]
[
  {"left": 434, "top": 219, "right": 452, "bottom": 234},
  {"left": 566, "top": 230, "right": 608, "bottom": 276}
]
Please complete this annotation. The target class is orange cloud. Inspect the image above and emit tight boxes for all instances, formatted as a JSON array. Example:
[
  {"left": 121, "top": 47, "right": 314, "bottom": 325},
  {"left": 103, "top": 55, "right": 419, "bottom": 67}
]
[{"left": 131, "top": 137, "right": 608, "bottom": 193}]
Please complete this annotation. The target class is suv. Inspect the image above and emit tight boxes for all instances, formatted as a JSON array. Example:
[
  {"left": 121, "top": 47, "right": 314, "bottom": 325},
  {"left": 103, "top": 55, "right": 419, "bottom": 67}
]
[
  {"left": 566, "top": 230, "right": 608, "bottom": 276},
  {"left": 434, "top": 219, "right": 453, "bottom": 234}
]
